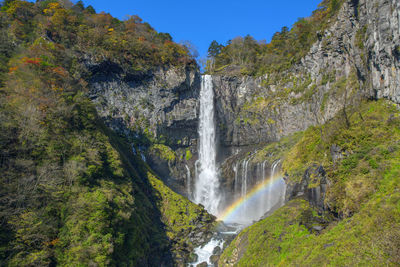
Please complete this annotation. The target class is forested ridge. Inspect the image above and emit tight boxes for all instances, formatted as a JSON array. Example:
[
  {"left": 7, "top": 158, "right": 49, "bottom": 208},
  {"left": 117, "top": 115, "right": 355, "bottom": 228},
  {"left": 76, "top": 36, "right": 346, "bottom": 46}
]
[{"left": 206, "top": 0, "right": 344, "bottom": 76}]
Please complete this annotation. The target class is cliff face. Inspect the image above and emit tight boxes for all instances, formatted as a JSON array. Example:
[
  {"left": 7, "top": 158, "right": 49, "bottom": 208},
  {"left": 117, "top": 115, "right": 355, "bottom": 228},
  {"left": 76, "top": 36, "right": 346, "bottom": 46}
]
[
  {"left": 214, "top": 0, "right": 400, "bottom": 199},
  {"left": 85, "top": 0, "right": 400, "bottom": 209},
  {"left": 87, "top": 62, "right": 201, "bottom": 195}
]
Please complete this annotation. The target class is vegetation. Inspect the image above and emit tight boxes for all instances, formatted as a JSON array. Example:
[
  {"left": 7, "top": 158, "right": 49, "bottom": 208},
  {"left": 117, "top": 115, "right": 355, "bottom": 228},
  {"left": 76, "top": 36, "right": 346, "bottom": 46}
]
[
  {"left": 220, "top": 100, "right": 400, "bottom": 266},
  {"left": 0, "top": 0, "right": 208, "bottom": 266},
  {"left": 0, "top": 0, "right": 195, "bottom": 75},
  {"left": 149, "top": 172, "right": 215, "bottom": 260},
  {"left": 206, "top": 0, "right": 344, "bottom": 76},
  {"left": 149, "top": 144, "right": 176, "bottom": 162}
]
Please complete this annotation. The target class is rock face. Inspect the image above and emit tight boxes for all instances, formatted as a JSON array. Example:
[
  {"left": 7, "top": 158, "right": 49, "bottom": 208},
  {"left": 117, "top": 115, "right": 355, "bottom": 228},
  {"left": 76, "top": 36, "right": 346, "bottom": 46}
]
[
  {"left": 215, "top": 0, "right": 400, "bottom": 147},
  {"left": 284, "top": 165, "right": 328, "bottom": 212},
  {"left": 85, "top": 0, "right": 400, "bottom": 209},
  {"left": 87, "top": 63, "right": 201, "bottom": 195},
  {"left": 213, "top": 0, "right": 400, "bottom": 200}
]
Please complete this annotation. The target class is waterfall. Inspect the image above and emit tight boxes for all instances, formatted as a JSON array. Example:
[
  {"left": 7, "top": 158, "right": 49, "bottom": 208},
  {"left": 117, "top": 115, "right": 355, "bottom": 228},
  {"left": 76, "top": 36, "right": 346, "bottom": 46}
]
[
  {"left": 194, "top": 75, "right": 220, "bottom": 215},
  {"left": 185, "top": 165, "right": 191, "bottom": 200},
  {"left": 241, "top": 159, "right": 249, "bottom": 199},
  {"left": 233, "top": 162, "right": 239, "bottom": 197},
  {"left": 267, "top": 160, "right": 281, "bottom": 211},
  {"left": 257, "top": 160, "right": 268, "bottom": 216}
]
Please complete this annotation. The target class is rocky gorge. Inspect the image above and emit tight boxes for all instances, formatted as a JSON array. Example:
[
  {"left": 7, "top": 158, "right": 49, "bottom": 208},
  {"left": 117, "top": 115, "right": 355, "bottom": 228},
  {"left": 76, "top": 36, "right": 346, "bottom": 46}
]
[
  {"left": 84, "top": 0, "right": 400, "bottom": 264},
  {"left": 1, "top": 0, "right": 399, "bottom": 265}
]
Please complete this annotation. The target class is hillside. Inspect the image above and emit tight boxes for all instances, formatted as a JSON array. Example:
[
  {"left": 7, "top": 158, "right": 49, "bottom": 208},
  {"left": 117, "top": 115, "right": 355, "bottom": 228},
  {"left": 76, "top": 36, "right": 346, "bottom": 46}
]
[
  {"left": 0, "top": 1, "right": 213, "bottom": 266},
  {"left": 219, "top": 100, "right": 400, "bottom": 266}
]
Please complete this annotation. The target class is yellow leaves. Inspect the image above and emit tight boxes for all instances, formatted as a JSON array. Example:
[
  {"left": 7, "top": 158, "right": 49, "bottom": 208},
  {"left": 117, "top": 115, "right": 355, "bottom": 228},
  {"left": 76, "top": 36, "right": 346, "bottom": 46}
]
[
  {"left": 43, "top": 2, "right": 60, "bottom": 15},
  {"left": 51, "top": 86, "right": 63, "bottom": 92},
  {"left": 107, "top": 28, "right": 114, "bottom": 34},
  {"left": 29, "top": 87, "right": 38, "bottom": 94},
  {"left": 48, "top": 2, "right": 60, "bottom": 9}
]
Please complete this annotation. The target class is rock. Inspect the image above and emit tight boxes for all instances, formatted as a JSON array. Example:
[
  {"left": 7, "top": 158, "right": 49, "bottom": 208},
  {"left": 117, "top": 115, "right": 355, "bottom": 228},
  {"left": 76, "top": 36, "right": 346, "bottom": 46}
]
[
  {"left": 196, "top": 262, "right": 208, "bottom": 267},
  {"left": 313, "top": 225, "right": 323, "bottom": 231},
  {"left": 324, "top": 242, "right": 335, "bottom": 249},
  {"left": 88, "top": 63, "right": 201, "bottom": 196},
  {"left": 212, "top": 246, "right": 222, "bottom": 255},
  {"left": 213, "top": 0, "right": 400, "bottom": 202},
  {"left": 285, "top": 164, "right": 328, "bottom": 211},
  {"left": 210, "top": 254, "right": 220, "bottom": 265},
  {"left": 330, "top": 144, "right": 343, "bottom": 163}
]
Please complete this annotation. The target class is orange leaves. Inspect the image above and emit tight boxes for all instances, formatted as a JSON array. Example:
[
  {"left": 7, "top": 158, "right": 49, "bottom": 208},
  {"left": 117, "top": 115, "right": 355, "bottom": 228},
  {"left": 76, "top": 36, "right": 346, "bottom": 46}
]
[
  {"left": 22, "top": 57, "right": 42, "bottom": 66},
  {"left": 52, "top": 67, "right": 68, "bottom": 77},
  {"left": 50, "top": 84, "right": 64, "bottom": 92},
  {"left": 8, "top": 66, "right": 19, "bottom": 74},
  {"left": 44, "top": 238, "right": 59, "bottom": 247},
  {"left": 138, "top": 36, "right": 146, "bottom": 42}
]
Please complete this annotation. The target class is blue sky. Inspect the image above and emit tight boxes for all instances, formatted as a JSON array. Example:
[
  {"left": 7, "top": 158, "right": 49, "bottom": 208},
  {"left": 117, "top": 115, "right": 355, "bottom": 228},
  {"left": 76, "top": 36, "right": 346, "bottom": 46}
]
[{"left": 54, "top": 0, "right": 323, "bottom": 59}]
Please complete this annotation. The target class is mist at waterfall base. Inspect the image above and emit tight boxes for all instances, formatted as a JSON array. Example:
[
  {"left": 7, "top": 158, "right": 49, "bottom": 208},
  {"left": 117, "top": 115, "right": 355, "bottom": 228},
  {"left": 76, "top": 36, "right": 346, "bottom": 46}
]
[
  {"left": 219, "top": 172, "right": 286, "bottom": 225},
  {"left": 193, "top": 75, "right": 287, "bottom": 227}
]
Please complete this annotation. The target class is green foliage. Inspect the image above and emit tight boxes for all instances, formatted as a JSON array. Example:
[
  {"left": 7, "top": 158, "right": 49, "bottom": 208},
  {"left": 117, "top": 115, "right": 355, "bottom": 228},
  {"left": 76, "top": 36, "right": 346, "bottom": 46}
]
[
  {"left": 207, "top": 0, "right": 344, "bottom": 76},
  {"left": 355, "top": 26, "right": 367, "bottom": 49},
  {"left": 150, "top": 144, "right": 176, "bottom": 162},
  {"left": 1, "top": 0, "right": 195, "bottom": 73},
  {"left": 208, "top": 40, "right": 223, "bottom": 58},
  {"left": 148, "top": 172, "right": 215, "bottom": 257},
  {"left": 185, "top": 149, "right": 193, "bottom": 161},
  {"left": 220, "top": 101, "right": 400, "bottom": 266},
  {"left": 282, "top": 100, "right": 400, "bottom": 215}
]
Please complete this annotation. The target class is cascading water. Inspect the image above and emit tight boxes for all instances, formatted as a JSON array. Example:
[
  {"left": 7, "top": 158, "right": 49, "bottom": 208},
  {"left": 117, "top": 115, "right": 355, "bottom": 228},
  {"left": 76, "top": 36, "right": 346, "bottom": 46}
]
[
  {"left": 233, "top": 162, "right": 239, "bottom": 198},
  {"left": 222, "top": 158, "right": 286, "bottom": 225},
  {"left": 267, "top": 160, "right": 280, "bottom": 211},
  {"left": 194, "top": 75, "right": 220, "bottom": 215},
  {"left": 185, "top": 164, "right": 192, "bottom": 200}
]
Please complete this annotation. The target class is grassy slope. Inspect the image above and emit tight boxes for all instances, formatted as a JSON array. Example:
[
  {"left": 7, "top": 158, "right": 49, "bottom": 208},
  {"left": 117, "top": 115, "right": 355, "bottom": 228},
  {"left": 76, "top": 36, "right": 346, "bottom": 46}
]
[{"left": 219, "top": 100, "right": 400, "bottom": 266}]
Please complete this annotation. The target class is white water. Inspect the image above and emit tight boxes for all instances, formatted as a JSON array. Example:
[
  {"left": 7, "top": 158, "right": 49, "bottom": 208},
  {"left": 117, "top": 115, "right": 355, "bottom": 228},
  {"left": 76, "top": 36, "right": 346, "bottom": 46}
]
[
  {"left": 267, "top": 160, "right": 280, "bottom": 210},
  {"left": 194, "top": 75, "right": 220, "bottom": 215},
  {"left": 190, "top": 238, "right": 223, "bottom": 267},
  {"left": 185, "top": 164, "right": 192, "bottom": 200},
  {"left": 224, "top": 158, "right": 286, "bottom": 225}
]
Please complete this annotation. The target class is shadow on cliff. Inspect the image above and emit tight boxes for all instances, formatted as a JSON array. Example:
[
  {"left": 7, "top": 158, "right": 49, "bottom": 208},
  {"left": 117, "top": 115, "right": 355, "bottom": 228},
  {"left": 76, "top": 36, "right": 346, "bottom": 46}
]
[{"left": 99, "top": 122, "right": 175, "bottom": 266}]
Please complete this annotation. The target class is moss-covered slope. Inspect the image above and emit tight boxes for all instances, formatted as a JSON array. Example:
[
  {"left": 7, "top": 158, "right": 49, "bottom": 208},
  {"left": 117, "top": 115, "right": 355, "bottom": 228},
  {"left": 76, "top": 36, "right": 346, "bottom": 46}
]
[{"left": 219, "top": 100, "right": 400, "bottom": 266}]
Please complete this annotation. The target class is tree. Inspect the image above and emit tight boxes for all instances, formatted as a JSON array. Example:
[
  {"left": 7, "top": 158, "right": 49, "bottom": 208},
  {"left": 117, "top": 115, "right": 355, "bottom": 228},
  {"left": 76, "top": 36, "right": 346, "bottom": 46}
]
[
  {"left": 157, "top": 32, "right": 172, "bottom": 43},
  {"left": 180, "top": 40, "right": 199, "bottom": 59},
  {"left": 74, "top": 0, "right": 84, "bottom": 11},
  {"left": 207, "top": 40, "right": 223, "bottom": 58},
  {"left": 85, "top": 5, "right": 95, "bottom": 14}
]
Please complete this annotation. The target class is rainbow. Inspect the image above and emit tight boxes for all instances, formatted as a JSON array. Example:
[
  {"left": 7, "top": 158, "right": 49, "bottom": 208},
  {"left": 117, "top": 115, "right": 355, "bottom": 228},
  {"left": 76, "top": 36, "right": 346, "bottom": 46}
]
[{"left": 217, "top": 172, "right": 284, "bottom": 222}]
